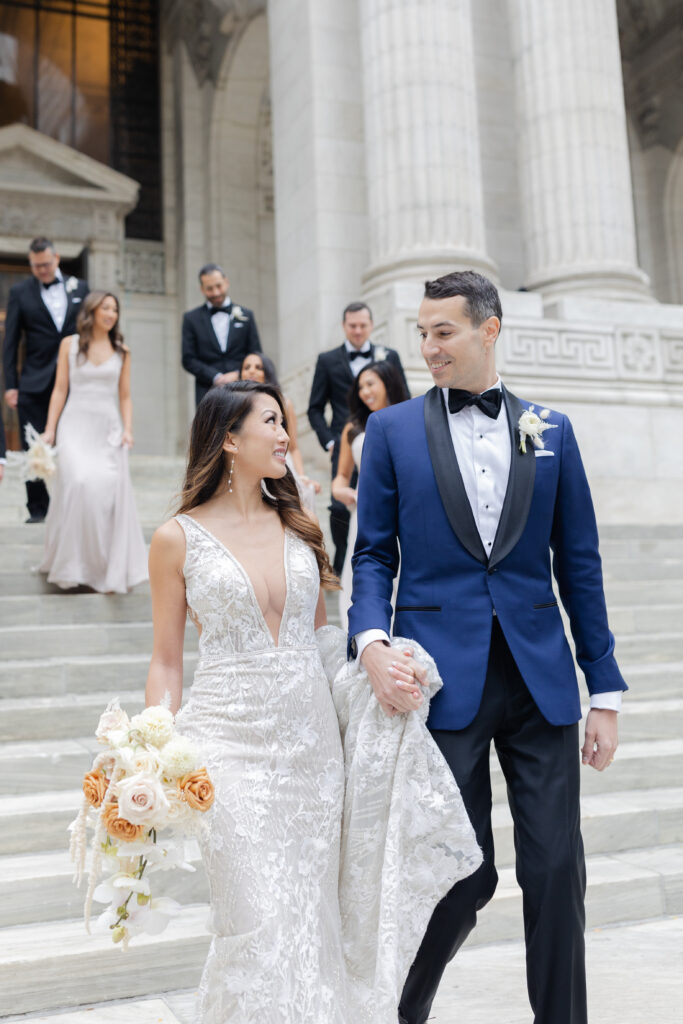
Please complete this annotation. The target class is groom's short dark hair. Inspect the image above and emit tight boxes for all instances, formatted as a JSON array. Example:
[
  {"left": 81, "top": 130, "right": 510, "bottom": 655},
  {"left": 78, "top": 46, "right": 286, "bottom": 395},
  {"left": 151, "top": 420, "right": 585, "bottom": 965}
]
[{"left": 424, "top": 271, "right": 503, "bottom": 329}]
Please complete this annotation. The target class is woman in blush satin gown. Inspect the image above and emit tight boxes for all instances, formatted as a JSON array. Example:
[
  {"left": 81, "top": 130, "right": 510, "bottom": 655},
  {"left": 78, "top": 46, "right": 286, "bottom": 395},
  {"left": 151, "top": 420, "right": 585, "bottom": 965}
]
[
  {"left": 144, "top": 381, "right": 481, "bottom": 1024},
  {"left": 40, "top": 291, "right": 147, "bottom": 593},
  {"left": 332, "top": 360, "right": 409, "bottom": 629}
]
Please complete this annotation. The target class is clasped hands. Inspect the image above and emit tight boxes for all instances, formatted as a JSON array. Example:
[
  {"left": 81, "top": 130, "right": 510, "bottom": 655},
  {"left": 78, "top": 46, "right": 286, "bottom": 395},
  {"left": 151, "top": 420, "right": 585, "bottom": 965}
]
[{"left": 361, "top": 640, "right": 427, "bottom": 717}]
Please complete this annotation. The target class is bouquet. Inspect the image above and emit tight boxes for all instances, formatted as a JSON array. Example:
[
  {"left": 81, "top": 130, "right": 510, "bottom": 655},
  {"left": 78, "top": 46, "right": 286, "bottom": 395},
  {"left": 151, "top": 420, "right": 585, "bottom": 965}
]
[
  {"left": 69, "top": 699, "right": 214, "bottom": 950},
  {"left": 6, "top": 423, "right": 57, "bottom": 482}
]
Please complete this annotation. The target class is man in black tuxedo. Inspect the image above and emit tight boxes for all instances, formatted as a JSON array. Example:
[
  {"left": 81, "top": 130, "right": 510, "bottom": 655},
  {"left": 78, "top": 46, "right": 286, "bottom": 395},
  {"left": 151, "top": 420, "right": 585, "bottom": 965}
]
[
  {"left": 2, "top": 237, "right": 88, "bottom": 522},
  {"left": 181, "top": 263, "right": 262, "bottom": 407},
  {"left": 307, "top": 301, "right": 409, "bottom": 575}
]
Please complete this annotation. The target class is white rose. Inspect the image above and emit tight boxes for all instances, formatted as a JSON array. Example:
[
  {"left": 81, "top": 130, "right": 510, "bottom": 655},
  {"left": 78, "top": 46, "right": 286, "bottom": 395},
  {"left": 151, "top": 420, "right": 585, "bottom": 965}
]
[
  {"left": 115, "top": 771, "right": 170, "bottom": 827},
  {"left": 96, "top": 702, "right": 130, "bottom": 745},
  {"left": 130, "top": 706, "right": 174, "bottom": 748},
  {"left": 118, "top": 744, "right": 162, "bottom": 776},
  {"left": 159, "top": 736, "right": 198, "bottom": 779}
]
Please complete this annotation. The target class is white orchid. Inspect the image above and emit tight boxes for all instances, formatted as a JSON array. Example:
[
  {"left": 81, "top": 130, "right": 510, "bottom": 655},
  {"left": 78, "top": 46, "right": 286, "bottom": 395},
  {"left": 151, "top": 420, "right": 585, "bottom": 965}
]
[
  {"left": 517, "top": 405, "right": 558, "bottom": 454},
  {"left": 65, "top": 276, "right": 79, "bottom": 293},
  {"left": 232, "top": 305, "right": 249, "bottom": 322},
  {"left": 373, "top": 345, "right": 389, "bottom": 361}
]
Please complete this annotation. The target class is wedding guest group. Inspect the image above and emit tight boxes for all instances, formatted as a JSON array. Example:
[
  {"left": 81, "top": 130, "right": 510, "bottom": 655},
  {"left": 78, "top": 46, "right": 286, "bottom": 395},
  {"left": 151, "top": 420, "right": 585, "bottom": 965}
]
[
  {"left": 2, "top": 236, "right": 88, "bottom": 522},
  {"left": 181, "top": 263, "right": 261, "bottom": 407},
  {"left": 240, "top": 350, "right": 320, "bottom": 511},
  {"left": 350, "top": 270, "right": 624, "bottom": 1024},
  {"left": 307, "top": 301, "right": 409, "bottom": 575},
  {"left": 332, "top": 359, "right": 408, "bottom": 628},
  {"left": 39, "top": 291, "right": 148, "bottom": 594}
]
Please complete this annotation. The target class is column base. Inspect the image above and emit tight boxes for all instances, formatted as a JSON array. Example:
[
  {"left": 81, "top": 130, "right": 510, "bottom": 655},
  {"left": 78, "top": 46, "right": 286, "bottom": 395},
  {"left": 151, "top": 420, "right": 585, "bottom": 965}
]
[
  {"left": 525, "top": 265, "right": 652, "bottom": 304},
  {"left": 362, "top": 249, "right": 499, "bottom": 293}
]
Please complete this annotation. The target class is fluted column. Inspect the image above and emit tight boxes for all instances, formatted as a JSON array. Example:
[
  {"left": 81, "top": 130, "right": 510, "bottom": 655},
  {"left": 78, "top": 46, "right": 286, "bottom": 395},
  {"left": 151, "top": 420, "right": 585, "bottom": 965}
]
[
  {"left": 359, "top": 0, "right": 496, "bottom": 288},
  {"left": 509, "top": 0, "right": 649, "bottom": 300}
]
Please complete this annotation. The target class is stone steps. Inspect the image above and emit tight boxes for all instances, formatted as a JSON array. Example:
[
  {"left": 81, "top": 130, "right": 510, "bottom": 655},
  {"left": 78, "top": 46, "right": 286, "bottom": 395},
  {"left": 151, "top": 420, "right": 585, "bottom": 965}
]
[
  {"left": 2, "top": 844, "right": 682, "bottom": 1016},
  {"left": 0, "top": 592, "right": 152, "bottom": 626},
  {"left": 2, "top": 788, "right": 681, "bottom": 929},
  {"left": 2, "top": 683, "right": 682, "bottom": 745},
  {"left": 0, "top": 652, "right": 198, "bottom": 700},
  {"left": 0, "top": 621, "right": 197, "bottom": 660}
]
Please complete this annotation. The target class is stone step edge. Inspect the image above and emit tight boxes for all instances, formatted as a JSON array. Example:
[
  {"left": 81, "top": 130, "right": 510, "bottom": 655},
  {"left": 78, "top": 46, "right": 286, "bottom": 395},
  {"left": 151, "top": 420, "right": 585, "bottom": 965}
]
[{"left": 1, "top": 844, "right": 681, "bottom": 962}]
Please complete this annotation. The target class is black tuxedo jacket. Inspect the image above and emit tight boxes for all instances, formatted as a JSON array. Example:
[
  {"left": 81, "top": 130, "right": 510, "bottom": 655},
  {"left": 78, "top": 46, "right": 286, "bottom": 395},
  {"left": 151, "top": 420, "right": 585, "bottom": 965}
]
[
  {"left": 307, "top": 343, "right": 409, "bottom": 451},
  {"left": 0, "top": 412, "right": 5, "bottom": 460},
  {"left": 2, "top": 275, "right": 89, "bottom": 394},
  {"left": 181, "top": 303, "right": 262, "bottom": 405}
]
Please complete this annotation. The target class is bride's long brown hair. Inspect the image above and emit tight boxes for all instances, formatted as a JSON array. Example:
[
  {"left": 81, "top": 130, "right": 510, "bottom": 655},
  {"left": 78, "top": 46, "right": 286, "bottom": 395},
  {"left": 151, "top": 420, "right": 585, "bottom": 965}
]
[{"left": 177, "top": 381, "right": 339, "bottom": 590}]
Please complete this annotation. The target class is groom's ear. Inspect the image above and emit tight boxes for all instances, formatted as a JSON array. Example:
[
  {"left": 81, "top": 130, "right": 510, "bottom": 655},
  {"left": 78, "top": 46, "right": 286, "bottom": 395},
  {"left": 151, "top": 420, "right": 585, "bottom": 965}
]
[{"left": 482, "top": 316, "right": 501, "bottom": 348}]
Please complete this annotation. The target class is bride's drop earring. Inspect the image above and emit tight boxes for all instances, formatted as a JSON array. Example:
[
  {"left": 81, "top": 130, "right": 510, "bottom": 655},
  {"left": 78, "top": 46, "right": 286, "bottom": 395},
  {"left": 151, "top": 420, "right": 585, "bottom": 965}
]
[{"left": 228, "top": 455, "right": 235, "bottom": 493}]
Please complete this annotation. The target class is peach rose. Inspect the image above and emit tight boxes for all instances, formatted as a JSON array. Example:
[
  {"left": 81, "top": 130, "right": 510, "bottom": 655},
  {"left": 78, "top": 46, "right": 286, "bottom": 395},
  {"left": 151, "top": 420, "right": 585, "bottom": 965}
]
[
  {"left": 102, "top": 801, "right": 145, "bottom": 843},
  {"left": 177, "top": 768, "right": 214, "bottom": 812},
  {"left": 83, "top": 770, "right": 109, "bottom": 808}
]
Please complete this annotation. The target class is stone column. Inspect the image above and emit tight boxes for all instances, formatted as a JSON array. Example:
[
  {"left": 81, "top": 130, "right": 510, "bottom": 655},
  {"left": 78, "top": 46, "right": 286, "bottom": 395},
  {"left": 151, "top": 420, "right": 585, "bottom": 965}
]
[
  {"left": 359, "top": 0, "right": 496, "bottom": 290},
  {"left": 508, "top": 0, "right": 650, "bottom": 300}
]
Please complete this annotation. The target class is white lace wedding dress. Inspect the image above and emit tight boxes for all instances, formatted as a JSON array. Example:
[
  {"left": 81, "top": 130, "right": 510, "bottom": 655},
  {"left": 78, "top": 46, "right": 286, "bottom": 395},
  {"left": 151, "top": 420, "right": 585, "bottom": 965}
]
[{"left": 174, "top": 513, "right": 481, "bottom": 1024}]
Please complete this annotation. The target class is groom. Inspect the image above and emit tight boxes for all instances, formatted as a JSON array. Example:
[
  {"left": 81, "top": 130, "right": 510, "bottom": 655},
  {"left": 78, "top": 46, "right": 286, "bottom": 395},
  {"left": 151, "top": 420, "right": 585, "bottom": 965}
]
[{"left": 348, "top": 271, "right": 626, "bottom": 1024}]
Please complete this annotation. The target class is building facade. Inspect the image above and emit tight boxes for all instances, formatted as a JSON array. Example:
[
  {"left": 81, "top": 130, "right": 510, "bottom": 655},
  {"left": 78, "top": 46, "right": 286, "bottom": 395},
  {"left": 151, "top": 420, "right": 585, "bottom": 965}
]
[{"left": 1, "top": 0, "right": 682, "bottom": 521}]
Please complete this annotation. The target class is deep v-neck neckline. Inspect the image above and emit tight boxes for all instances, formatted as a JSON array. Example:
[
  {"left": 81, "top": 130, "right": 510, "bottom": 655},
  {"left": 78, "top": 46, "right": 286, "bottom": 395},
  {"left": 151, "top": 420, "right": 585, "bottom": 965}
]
[{"left": 182, "top": 514, "right": 290, "bottom": 649}]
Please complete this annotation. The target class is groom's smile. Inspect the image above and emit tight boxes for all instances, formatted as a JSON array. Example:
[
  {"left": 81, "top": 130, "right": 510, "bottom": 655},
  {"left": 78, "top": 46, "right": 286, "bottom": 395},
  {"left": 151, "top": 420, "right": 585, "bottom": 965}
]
[{"left": 418, "top": 294, "right": 500, "bottom": 394}]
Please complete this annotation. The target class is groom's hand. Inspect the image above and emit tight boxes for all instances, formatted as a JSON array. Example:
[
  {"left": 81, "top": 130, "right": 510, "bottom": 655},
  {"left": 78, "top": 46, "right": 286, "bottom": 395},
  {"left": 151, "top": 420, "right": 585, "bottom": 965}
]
[
  {"left": 361, "top": 641, "right": 427, "bottom": 716},
  {"left": 581, "top": 708, "right": 618, "bottom": 771}
]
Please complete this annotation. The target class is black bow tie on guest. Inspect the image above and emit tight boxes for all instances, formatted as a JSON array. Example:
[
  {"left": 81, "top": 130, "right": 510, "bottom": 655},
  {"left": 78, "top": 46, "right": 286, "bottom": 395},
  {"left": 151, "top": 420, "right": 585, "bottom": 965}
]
[
  {"left": 447, "top": 387, "right": 503, "bottom": 419},
  {"left": 42, "top": 279, "right": 61, "bottom": 289},
  {"left": 348, "top": 347, "right": 372, "bottom": 362},
  {"left": 209, "top": 303, "right": 232, "bottom": 316}
]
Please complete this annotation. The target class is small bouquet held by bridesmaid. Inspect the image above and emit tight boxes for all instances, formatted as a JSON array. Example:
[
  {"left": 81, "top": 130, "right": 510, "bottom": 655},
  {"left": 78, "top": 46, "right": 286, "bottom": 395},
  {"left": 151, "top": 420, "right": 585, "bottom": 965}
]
[
  {"left": 6, "top": 423, "right": 57, "bottom": 482},
  {"left": 69, "top": 699, "right": 214, "bottom": 949}
]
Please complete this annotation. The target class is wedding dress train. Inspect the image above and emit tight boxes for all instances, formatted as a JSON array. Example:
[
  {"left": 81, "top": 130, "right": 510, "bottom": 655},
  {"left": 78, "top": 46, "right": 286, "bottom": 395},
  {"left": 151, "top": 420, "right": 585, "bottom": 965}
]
[{"left": 174, "top": 513, "right": 481, "bottom": 1023}]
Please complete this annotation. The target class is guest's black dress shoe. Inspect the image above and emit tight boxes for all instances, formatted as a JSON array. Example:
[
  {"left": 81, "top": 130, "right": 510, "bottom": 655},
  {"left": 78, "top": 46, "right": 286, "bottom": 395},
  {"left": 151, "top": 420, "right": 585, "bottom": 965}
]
[{"left": 25, "top": 514, "right": 45, "bottom": 523}]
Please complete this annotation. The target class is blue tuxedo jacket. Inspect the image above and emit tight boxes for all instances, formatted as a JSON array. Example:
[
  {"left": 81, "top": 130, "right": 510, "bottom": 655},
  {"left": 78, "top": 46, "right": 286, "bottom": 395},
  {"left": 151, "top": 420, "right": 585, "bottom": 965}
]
[{"left": 347, "top": 385, "right": 627, "bottom": 730}]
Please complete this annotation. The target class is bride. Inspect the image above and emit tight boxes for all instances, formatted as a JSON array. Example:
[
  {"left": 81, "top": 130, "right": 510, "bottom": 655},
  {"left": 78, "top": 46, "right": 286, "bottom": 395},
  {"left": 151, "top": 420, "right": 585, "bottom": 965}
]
[{"left": 145, "top": 381, "right": 480, "bottom": 1023}]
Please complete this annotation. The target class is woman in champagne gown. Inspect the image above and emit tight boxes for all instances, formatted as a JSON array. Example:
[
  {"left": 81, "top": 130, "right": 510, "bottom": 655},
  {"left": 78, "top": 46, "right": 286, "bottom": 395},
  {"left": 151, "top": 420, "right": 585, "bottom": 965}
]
[
  {"left": 40, "top": 291, "right": 147, "bottom": 593},
  {"left": 145, "top": 381, "right": 481, "bottom": 1023},
  {"left": 333, "top": 360, "right": 409, "bottom": 629}
]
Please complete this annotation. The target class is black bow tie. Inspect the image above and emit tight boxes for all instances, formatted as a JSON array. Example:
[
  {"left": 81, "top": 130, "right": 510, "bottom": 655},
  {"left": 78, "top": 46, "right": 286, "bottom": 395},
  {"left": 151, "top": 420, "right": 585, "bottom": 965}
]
[
  {"left": 447, "top": 387, "right": 503, "bottom": 419},
  {"left": 209, "top": 303, "right": 232, "bottom": 317},
  {"left": 42, "top": 279, "right": 61, "bottom": 290},
  {"left": 348, "top": 347, "right": 371, "bottom": 362}
]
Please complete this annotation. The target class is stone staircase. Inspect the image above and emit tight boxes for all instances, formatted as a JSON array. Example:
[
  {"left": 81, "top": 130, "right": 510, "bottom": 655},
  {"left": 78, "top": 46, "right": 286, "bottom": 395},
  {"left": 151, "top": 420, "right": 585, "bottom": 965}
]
[{"left": 0, "top": 461, "right": 682, "bottom": 1020}]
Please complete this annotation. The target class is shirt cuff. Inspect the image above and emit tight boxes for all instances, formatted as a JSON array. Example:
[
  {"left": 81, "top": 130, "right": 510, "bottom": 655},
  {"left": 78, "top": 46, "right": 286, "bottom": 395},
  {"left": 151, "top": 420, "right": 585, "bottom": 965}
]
[
  {"left": 326, "top": 439, "right": 335, "bottom": 451},
  {"left": 0, "top": 458, "right": 6, "bottom": 465},
  {"left": 355, "top": 628, "right": 391, "bottom": 666},
  {"left": 589, "top": 691, "right": 622, "bottom": 712},
  {"left": 212, "top": 373, "right": 222, "bottom": 384}
]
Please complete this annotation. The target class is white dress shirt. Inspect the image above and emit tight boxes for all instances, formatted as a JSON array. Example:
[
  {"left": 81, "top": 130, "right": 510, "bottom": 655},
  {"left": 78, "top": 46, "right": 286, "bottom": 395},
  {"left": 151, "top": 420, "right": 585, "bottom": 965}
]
[
  {"left": 208, "top": 300, "right": 232, "bottom": 353},
  {"left": 355, "top": 377, "right": 621, "bottom": 711},
  {"left": 345, "top": 340, "right": 373, "bottom": 378},
  {"left": 41, "top": 268, "right": 67, "bottom": 331}
]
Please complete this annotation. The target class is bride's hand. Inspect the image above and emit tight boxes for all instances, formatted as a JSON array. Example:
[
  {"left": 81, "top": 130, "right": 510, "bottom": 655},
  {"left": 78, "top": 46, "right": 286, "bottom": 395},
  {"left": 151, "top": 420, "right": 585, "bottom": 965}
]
[
  {"left": 42, "top": 428, "right": 55, "bottom": 446},
  {"left": 121, "top": 430, "right": 134, "bottom": 449},
  {"left": 361, "top": 641, "right": 427, "bottom": 717}
]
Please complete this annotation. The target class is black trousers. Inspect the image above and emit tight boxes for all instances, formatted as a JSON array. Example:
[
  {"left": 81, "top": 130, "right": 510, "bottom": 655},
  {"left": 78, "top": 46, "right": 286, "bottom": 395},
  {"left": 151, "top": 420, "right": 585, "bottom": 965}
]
[
  {"left": 329, "top": 439, "right": 357, "bottom": 578},
  {"left": 17, "top": 385, "right": 53, "bottom": 518},
  {"left": 399, "top": 618, "right": 587, "bottom": 1024}
]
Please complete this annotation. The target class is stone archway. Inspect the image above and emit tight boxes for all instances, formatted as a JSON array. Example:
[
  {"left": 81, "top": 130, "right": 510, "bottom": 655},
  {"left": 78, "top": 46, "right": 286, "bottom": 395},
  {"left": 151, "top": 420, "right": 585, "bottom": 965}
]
[{"left": 208, "top": 13, "right": 277, "bottom": 361}]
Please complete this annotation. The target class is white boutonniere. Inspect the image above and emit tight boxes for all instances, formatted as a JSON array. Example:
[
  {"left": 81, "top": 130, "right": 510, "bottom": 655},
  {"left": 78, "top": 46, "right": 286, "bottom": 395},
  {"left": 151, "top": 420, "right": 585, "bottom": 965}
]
[
  {"left": 231, "top": 305, "right": 249, "bottom": 322},
  {"left": 65, "top": 276, "right": 79, "bottom": 294},
  {"left": 518, "top": 405, "right": 558, "bottom": 454},
  {"left": 373, "top": 345, "right": 388, "bottom": 361}
]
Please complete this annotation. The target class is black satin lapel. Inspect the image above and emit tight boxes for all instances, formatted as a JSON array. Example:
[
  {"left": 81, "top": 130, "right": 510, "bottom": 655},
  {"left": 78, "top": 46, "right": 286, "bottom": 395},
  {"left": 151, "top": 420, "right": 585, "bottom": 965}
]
[
  {"left": 338, "top": 345, "right": 354, "bottom": 385},
  {"left": 32, "top": 278, "right": 57, "bottom": 332},
  {"left": 423, "top": 387, "right": 487, "bottom": 565},
  {"left": 202, "top": 306, "right": 223, "bottom": 352},
  {"left": 489, "top": 386, "right": 536, "bottom": 569}
]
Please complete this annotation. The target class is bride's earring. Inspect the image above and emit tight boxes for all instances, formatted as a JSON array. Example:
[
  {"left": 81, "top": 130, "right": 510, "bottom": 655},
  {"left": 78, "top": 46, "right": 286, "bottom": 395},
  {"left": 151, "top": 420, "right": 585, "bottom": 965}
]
[{"left": 228, "top": 455, "right": 235, "bottom": 493}]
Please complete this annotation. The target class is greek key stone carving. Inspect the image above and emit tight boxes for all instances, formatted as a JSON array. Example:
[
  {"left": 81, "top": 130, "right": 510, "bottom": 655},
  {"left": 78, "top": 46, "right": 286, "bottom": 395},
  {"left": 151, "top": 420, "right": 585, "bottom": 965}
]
[
  {"left": 616, "top": 328, "right": 662, "bottom": 379},
  {"left": 502, "top": 327, "right": 615, "bottom": 377},
  {"left": 661, "top": 333, "right": 683, "bottom": 377}
]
